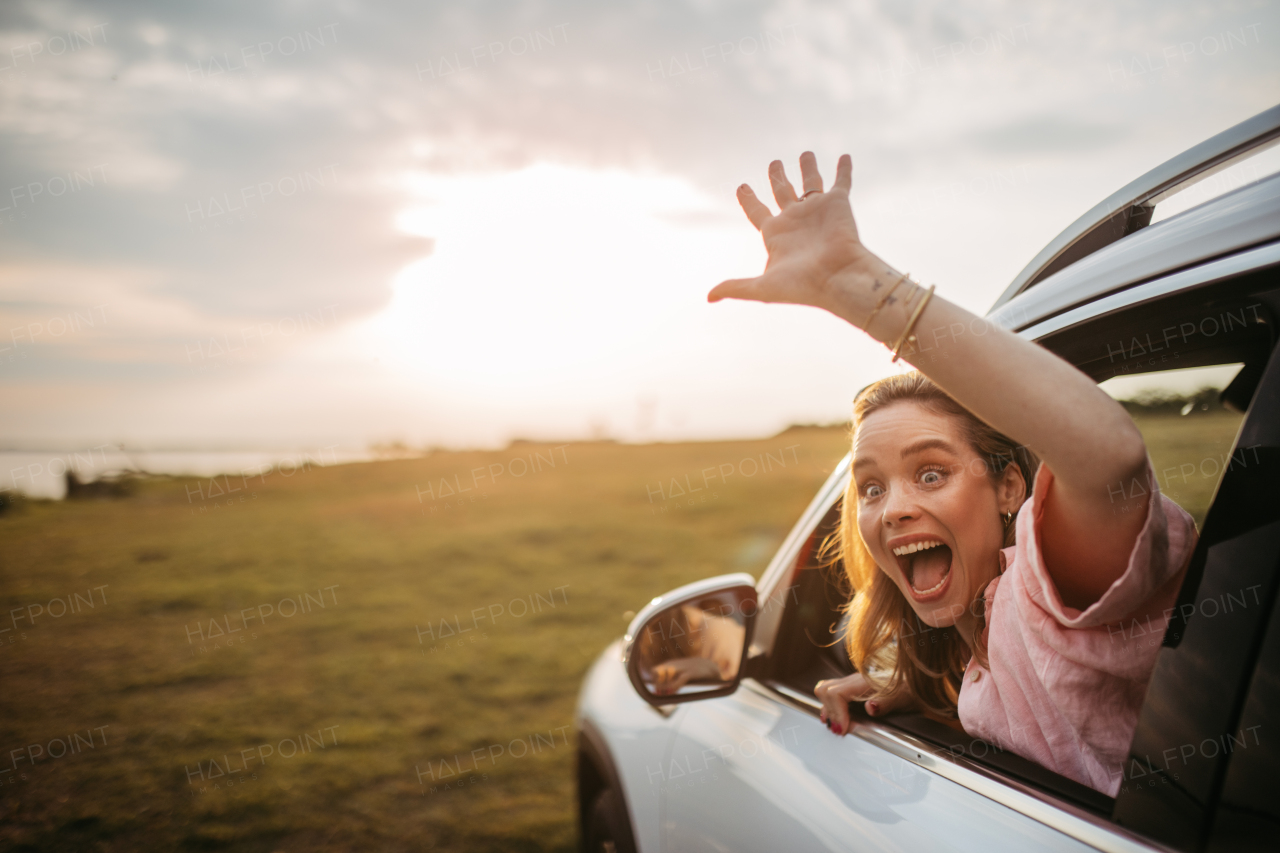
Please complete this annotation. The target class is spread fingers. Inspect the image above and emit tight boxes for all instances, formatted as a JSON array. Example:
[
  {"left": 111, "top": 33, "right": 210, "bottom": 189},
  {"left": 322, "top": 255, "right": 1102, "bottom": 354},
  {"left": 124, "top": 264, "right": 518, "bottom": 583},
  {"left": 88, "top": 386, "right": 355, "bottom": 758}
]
[
  {"left": 833, "top": 154, "right": 852, "bottom": 193},
  {"left": 736, "top": 184, "right": 773, "bottom": 230},
  {"left": 798, "top": 151, "right": 823, "bottom": 196},
  {"left": 768, "top": 159, "right": 799, "bottom": 208}
]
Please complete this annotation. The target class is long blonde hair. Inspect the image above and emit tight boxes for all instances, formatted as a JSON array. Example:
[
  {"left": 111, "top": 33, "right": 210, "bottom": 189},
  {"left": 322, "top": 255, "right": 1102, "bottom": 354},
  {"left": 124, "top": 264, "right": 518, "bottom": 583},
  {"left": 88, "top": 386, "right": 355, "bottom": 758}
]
[{"left": 836, "top": 372, "right": 1038, "bottom": 717}]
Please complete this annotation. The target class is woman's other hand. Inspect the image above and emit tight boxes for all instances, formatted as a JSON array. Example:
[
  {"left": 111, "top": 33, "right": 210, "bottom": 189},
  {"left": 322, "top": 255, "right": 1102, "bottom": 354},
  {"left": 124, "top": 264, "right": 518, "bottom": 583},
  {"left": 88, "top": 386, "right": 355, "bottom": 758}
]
[
  {"left": 708, "top": 153, "right": 872, "bottom": 316},
  {"left": 651, "top": 656, "right": 723, "bottom": 696},
  {"left": 815, "top": 673, "right": 916, "bottom": 735}
]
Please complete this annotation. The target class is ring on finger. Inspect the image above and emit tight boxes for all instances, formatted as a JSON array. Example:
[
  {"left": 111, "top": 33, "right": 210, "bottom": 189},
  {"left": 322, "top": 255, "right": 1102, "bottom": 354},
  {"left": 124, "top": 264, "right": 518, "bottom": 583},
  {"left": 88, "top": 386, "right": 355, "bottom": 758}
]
[{"left": 800, "top": 189, "right": 822, "bottom": 200}]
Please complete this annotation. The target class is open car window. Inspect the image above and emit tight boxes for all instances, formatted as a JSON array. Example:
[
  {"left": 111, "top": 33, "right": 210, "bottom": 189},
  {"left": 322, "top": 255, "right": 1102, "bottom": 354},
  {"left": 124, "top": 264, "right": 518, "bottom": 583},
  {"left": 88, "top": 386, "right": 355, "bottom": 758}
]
[{"left": 758, "top": 499, "right": 1116, "bottom": 817}]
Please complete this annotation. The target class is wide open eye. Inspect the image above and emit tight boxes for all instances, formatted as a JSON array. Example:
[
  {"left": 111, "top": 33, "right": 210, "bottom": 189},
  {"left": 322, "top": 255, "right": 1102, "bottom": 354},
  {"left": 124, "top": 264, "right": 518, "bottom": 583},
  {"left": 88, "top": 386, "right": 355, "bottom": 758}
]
[
  {"left": 863, "top": 483, "right": 884, "bottom": 499},
  {"left": 920, "top": 468, "right": 944, "bottom": 486}
]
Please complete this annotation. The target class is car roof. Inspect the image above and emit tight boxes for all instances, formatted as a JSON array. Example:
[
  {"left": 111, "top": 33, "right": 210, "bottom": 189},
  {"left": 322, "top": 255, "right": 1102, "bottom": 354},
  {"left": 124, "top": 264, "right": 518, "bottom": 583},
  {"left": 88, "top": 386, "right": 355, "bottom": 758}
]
[{"left": 986, "top": 104, "right": 1280, "bottom": 333}]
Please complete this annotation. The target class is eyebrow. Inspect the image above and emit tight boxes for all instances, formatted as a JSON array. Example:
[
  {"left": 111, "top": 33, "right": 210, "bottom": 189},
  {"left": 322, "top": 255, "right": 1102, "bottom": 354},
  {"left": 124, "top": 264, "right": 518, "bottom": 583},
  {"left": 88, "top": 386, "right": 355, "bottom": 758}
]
[
  {"left": 899, "top": 438, "right": 959, "bottom": 458},
  {"left": 853, "top": 438, "right": 960, "bottom": 473},
  {"left": 855, "top": 435, "right": 957, "bottom": 468}
]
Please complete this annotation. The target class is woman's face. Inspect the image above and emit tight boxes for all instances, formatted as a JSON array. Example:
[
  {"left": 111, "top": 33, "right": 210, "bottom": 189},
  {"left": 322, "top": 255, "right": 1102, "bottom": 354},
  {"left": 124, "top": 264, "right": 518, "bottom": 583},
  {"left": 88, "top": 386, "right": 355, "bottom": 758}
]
[{"left": 852, "top": 400, "right": 1022, "bottom": 629}]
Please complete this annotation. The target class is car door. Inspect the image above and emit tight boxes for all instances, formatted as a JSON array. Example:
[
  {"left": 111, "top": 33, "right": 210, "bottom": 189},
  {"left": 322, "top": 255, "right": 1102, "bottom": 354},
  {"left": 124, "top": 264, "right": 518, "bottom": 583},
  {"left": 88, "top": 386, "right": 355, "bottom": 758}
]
[
  {"left": 661, "top": 678, "right": 1114, "bottom": 852},
  {"left": 658, "top": 485, "right": 1112, "bottom": 853}
]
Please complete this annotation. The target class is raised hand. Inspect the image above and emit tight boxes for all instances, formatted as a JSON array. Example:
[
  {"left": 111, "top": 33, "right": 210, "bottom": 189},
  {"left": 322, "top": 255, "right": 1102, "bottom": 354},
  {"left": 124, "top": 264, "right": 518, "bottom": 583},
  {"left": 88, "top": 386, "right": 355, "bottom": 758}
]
[
  {"left": 709, "top": 151, "right": 1154, "bottom": 623},
  {"left": 707, "top": 153, "right": 873, "bottom": 316}
]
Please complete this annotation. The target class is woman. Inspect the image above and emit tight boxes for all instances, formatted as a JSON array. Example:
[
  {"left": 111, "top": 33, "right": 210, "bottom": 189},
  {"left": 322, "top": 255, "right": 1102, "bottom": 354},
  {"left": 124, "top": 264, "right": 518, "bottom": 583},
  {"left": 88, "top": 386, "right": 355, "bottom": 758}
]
[{"left": 708, "top": 154, "right": 1197, "bottom": 796}]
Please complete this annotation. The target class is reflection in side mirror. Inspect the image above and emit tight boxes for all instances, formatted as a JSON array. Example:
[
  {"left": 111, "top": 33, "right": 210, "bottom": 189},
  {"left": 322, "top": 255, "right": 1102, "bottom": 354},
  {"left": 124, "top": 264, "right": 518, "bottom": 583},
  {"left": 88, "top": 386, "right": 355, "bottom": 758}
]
[{"left": 624, "top": 573, "right": 758, "bottom": 707}]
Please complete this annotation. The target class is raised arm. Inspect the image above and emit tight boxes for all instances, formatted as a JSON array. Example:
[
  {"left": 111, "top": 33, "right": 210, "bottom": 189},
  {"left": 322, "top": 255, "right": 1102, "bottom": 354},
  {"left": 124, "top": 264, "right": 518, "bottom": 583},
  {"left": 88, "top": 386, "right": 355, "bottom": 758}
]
[{"left": 709, "top": 154, "right": 1149, "bottom": 610}]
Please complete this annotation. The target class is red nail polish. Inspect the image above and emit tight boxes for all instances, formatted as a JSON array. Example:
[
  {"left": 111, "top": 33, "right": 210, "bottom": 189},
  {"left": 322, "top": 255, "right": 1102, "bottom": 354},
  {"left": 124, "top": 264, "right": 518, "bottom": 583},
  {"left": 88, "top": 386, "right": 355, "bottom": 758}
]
[{"left": 833, "top": 724, "right": 843, "bottom": 735}]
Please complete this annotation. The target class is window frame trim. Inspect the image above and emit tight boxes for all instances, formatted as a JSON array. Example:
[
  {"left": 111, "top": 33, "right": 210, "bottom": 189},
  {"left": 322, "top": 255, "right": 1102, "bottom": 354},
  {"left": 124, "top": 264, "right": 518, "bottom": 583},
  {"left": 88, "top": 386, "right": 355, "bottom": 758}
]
[{"left": 1010, "top": 239, "right": 1280, "bottom": 342}]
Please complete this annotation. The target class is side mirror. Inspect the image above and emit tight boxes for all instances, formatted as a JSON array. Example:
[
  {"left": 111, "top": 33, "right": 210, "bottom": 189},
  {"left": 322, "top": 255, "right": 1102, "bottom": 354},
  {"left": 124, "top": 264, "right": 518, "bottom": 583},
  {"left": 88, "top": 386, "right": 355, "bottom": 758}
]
[{"left": 623, "top": 573, "right": 758, "bottom": 708}]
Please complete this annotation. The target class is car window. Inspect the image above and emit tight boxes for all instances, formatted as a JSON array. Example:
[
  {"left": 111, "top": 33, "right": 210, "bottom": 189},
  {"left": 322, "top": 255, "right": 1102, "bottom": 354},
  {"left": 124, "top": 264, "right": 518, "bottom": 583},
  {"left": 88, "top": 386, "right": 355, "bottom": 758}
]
[
  {"left": 763, "top": 502, "right": 852, "bottom": 690},
  {"left": 1099, "top": 363, "right": 1246, "bottom": 527},
  {"left": 758, "top": 497, "right": 1117, "bottom": 815}
]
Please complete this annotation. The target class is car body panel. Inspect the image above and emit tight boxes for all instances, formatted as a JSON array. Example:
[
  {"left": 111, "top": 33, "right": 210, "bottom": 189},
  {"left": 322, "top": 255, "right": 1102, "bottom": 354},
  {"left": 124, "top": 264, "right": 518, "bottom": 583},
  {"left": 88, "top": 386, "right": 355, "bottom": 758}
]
[
  {"left": 659, "top": 680, "right": 1097, "bottom": 853},
  {"left": 577, "top": 638, "right": 675, "bottom": 853},
  {"left": 1011, "top": 240, "right": 1280, "bottom": 344}
]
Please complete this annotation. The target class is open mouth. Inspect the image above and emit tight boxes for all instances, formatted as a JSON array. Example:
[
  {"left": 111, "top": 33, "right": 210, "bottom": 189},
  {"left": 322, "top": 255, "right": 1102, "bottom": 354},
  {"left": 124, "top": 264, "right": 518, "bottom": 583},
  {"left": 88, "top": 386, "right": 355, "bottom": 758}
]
[{"left": 892, "top": 539, "right": 953, "bottom": 599}]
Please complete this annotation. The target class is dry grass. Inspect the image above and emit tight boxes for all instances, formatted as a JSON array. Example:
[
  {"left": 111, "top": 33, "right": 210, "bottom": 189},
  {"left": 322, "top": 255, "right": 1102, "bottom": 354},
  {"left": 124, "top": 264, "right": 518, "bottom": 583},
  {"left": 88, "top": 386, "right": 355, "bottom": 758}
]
[
  {"left": 0, "top": 428, "right": 849, "bottom": 852},
  {"left": 1129, "top": 409, "right": 1243, "bottom": 527},
  {"left": 0, "top": 409, "right": 1239, "bottom": 851}
]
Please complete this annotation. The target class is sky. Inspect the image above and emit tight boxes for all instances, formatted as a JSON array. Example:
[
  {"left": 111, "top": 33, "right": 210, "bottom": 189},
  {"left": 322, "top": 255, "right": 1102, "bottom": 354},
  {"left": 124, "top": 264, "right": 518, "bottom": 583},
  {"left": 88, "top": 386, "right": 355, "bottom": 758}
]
[{"left": 1, "top": 0, "right": 1277, "bottom": 452}]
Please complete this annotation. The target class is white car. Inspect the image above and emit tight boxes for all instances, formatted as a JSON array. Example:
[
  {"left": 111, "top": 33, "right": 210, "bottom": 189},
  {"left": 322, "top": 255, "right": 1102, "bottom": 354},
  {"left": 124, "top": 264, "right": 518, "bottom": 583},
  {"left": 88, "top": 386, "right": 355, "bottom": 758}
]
[{"left": 575, "top": 103, "right": 1280, "bottom": 853}]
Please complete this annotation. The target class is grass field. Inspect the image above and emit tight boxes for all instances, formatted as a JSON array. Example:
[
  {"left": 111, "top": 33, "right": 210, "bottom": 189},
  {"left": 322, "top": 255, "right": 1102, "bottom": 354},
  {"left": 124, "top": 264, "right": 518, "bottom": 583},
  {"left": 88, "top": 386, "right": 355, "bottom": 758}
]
[{"left": 0, "top": 410, "right": 1241, "bottom": 851}]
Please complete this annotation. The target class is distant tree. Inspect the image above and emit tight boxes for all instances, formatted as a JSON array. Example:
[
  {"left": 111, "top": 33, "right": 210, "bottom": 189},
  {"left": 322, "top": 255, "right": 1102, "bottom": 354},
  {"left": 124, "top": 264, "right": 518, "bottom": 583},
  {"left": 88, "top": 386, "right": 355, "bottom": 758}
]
[{"left": 1117, "top": 386, "right": 1225, "bottom": 416}]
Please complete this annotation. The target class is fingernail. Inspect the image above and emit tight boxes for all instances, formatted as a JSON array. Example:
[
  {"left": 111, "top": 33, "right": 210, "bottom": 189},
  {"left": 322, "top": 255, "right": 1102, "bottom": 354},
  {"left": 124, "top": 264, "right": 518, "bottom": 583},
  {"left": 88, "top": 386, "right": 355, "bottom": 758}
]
[{"left": 833, "top": 724, "right": 843, "bottom": 735}]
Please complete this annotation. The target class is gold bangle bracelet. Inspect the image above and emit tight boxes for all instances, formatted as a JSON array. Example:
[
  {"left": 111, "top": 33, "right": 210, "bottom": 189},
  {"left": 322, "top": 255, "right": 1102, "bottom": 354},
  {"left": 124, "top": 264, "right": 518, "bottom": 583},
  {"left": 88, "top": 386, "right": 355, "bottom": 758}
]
[
  {"left": 890, "top": 284, "right": 935, "bottom": 363},
  {"left": 863, "top": 271, "right": 911, "bottom": 332}
]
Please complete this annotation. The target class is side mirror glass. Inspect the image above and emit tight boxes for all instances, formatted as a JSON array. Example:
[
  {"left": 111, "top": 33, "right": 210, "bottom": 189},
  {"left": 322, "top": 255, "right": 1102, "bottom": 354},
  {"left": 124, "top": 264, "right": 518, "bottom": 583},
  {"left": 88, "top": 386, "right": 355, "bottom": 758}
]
[{"left": 624, "top": 573, "right": 758, "bottom": 707}]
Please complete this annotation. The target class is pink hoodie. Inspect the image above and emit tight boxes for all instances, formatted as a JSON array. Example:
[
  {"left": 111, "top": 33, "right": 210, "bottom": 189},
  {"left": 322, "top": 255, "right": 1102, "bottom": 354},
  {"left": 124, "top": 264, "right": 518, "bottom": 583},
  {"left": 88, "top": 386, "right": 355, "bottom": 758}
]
[{"left": 957, "top": 461, "right": 1198, "bottom": 795}]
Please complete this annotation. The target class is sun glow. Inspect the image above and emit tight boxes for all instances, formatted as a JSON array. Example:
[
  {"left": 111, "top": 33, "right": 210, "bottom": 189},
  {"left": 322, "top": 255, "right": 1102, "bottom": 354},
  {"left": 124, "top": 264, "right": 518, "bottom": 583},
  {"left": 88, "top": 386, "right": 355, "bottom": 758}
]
[{"left": 356, "top": 163, "right": 756, "bottom": 403}]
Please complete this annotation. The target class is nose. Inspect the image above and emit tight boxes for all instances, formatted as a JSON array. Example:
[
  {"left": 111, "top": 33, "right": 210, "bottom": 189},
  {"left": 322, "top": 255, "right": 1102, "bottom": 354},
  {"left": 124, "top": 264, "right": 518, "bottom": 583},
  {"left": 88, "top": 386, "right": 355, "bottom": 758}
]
[{"left": 881, "top": 479, "right": 921, "bottom": 528}]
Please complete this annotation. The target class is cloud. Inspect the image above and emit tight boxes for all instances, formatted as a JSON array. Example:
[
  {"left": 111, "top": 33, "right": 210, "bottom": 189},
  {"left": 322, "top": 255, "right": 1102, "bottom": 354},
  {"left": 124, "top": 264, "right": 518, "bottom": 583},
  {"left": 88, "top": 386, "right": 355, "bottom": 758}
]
[
  {"left": 965, "top": 116, "right": 1130, "bottom": 154},
  {"left": 1, "top": 0, "right": 1277, "bottom": 447}
]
